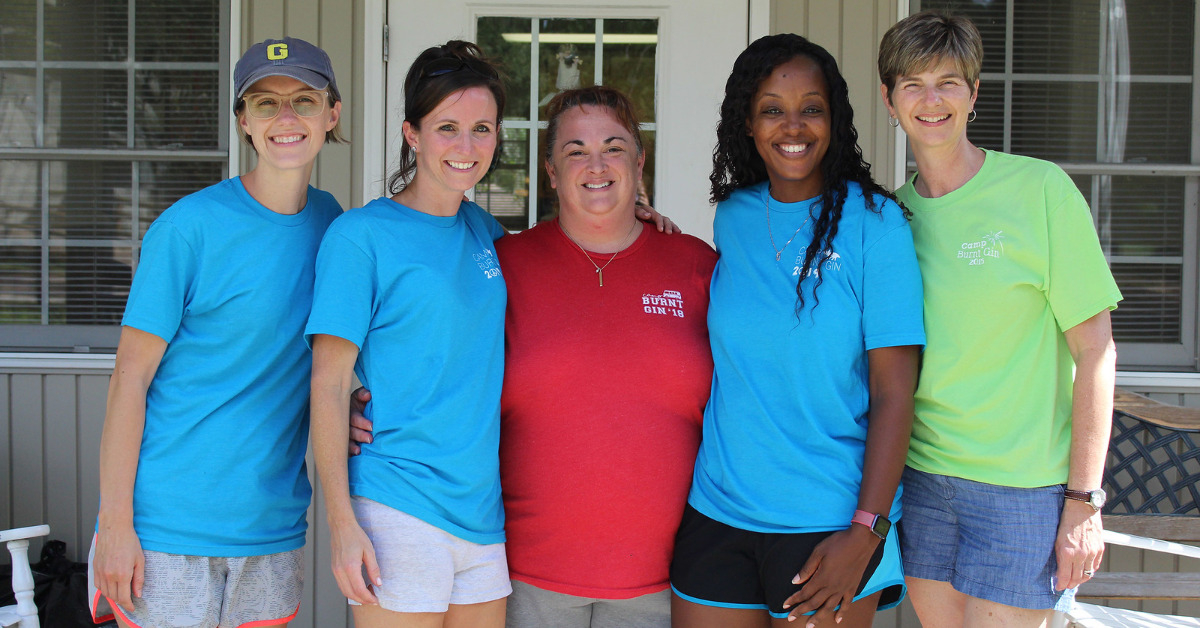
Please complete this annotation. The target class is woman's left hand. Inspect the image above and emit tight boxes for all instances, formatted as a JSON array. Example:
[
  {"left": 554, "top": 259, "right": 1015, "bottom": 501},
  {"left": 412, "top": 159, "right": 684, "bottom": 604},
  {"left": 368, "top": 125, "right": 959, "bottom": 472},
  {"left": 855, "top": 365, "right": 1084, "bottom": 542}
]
[
  {"left": 635, "top": 202, "right": 679, "bottom": 234},
  {"left": 782, "top": 525, "right": 879, "bottom": 626}
]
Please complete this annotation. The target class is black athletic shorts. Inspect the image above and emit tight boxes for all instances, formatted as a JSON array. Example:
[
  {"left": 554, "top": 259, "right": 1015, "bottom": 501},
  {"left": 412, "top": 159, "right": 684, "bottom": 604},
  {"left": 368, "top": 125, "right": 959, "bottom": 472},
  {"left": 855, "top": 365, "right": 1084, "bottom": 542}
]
[{"left": 669, "top": 505, "right": 892, "bottom": 616}]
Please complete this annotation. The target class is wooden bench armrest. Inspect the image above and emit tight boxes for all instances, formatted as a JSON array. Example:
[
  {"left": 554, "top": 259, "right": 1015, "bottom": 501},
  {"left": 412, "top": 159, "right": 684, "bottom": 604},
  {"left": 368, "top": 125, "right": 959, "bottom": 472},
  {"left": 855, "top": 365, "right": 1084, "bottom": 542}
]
[{"left": 1102, "top": 529, "right": 1200, "bottom": 559}]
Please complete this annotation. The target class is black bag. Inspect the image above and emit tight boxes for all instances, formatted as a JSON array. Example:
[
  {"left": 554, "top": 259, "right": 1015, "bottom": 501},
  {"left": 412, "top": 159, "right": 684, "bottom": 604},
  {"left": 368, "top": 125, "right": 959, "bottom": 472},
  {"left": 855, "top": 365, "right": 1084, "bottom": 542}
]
[{"left": 0, "top": 539, "right": 116, "bottom": 628}]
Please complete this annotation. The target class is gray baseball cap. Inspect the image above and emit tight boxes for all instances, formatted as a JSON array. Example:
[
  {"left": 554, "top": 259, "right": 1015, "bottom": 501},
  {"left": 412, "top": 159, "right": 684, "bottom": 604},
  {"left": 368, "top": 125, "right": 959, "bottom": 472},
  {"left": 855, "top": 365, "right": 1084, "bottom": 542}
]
[{"left": 234, "top": 37, "right": 341, "bottom": 101}]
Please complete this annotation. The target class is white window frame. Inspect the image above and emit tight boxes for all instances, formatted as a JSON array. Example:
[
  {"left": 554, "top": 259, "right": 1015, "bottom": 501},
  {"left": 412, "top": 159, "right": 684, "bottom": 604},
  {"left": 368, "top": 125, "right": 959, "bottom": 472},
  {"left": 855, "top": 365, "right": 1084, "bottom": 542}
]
[{"left": 0, "top": 0, "right": 234, "bottom": 353}]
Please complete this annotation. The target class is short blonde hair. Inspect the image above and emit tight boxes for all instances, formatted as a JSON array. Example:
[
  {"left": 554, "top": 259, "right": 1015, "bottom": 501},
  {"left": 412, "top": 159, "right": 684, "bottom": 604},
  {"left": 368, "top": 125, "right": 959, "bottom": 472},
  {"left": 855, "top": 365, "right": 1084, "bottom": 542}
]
[{"left": 878, "top": 10, "right": 983, "bottom": 102}]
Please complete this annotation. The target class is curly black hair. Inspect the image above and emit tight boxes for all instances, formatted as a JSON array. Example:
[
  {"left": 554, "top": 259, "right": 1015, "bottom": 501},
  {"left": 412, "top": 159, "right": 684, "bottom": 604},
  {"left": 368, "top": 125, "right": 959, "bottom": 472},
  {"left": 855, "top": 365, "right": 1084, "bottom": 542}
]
[{"left": 711, "top": 33, "right": 905, "bottom": 313}]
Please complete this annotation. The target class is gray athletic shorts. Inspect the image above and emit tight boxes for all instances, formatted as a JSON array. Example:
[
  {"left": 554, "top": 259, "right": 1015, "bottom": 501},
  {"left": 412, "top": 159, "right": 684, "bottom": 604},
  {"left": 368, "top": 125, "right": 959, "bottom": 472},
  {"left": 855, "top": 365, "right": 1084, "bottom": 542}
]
[
  {"left": 506, "top": 579, "right": 670, "bottom": 628},
  {"left": 87, "top": 535, "right": 303, "bottom": 628},
  {"left": 350, "top": 496, "right": 511, "bottom": 613}
]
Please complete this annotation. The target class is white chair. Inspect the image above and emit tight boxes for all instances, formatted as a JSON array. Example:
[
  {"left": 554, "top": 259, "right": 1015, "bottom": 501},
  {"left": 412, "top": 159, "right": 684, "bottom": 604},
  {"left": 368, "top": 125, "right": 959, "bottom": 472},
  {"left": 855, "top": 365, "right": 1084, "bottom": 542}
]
[
  {"left": 0, "top": 525, "right": 50, "bottom": 628},
  {"left": 1063, "top": 389, "right": 1200, "bottom": 627},
  {"left": 1065, "top": 530, "right": 1200, "bottom": 627}
]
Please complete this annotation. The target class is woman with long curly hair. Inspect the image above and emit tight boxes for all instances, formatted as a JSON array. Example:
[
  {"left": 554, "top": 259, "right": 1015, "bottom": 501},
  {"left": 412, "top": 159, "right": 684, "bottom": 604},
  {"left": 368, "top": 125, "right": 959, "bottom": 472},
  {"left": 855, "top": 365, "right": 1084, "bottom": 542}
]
[{"left": 669, "top": 34, "right": 924, "bottom": 628}]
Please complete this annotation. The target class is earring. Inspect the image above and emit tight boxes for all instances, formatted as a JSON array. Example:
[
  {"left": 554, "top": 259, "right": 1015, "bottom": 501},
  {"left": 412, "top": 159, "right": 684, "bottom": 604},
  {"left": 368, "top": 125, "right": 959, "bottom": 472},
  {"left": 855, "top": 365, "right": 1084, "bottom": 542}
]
[
  {"left": 967, "top": 110, "right": 977, "bottom": 123},
  {"left": 888, "top": 116, "right": 899, "bottom": 128}
]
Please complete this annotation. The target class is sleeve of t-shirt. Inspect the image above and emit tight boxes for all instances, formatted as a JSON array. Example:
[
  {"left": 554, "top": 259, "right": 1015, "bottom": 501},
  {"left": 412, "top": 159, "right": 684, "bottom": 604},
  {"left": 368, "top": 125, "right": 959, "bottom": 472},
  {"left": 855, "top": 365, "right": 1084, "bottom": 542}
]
[
  {"left": 862, "top": 201, "right": 926, "bottom": 351},
  {"left": 305, "top": 226, "right": 377, "bottom": 349},
  {"left": 121, "top": 220, "right": 196, "bottom": 343},
  {"left": 1043, "top": 172, "right": 1123, "bottom": 332},
  {"left": 463, "top": 201, "right": 506, "bottom": 241}
]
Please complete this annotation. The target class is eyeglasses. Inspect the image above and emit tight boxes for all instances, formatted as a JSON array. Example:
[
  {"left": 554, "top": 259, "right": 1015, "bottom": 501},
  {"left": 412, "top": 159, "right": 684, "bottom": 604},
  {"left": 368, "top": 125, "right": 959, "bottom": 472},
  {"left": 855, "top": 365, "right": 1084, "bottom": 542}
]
[
  {"left": 418, "top": 57, "right": 499, "bottom": 82},
  {"left": 242, "top": 90, "right": 328, "bottom": 119}
]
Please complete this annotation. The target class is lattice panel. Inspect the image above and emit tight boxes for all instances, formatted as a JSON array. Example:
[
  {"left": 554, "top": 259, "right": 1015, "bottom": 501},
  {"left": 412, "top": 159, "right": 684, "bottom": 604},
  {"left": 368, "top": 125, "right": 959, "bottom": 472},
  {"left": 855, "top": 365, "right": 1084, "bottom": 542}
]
[{"left": 1103, "top": 411, "right": 1200, "bottom": 515}]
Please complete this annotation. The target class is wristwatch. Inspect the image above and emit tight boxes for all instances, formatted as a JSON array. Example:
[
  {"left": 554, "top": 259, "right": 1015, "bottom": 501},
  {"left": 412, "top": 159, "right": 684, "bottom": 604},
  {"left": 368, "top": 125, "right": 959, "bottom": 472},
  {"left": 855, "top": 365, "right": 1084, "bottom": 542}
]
[
  {"left": 850, "top": 509, "right": 891, "bottom": 540},
  {"left": 1063, "top": 488, "right": 1107, "bottom": 512}
]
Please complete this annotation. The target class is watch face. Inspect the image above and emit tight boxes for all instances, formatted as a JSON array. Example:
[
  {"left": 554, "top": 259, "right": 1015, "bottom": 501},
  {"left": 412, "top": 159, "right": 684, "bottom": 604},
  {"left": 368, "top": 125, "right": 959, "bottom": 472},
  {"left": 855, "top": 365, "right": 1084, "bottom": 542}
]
[
  {"left": 1090, "top": 490, "right": 1107, "bottom": 509},
  {"left": 873, "top": 516, "right": 892, "bottom": 540}
]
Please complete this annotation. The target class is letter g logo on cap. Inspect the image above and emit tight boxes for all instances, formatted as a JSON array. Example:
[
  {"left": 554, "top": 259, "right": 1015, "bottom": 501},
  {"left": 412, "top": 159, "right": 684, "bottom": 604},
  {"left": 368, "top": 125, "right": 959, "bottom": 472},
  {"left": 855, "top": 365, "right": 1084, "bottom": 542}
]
[{"left": 267, "top": 43, "right": 288, "bottom": 60}]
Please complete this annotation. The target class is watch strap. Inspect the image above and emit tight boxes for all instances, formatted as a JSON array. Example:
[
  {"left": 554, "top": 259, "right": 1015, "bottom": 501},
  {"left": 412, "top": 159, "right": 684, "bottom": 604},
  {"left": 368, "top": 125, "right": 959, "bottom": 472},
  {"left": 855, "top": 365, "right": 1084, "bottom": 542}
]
[{"left": 851, "top": 509, "right": 890, "bottom": 540}]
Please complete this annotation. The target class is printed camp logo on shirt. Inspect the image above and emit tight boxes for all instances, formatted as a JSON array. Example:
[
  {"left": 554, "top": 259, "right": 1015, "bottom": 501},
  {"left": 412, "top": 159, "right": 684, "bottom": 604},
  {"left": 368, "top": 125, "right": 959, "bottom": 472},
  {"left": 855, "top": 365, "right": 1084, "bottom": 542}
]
[
  {"left": 473, "top": 248, "right": 501, "bottom": 279},
  {"left": 792, "top": 251, "right": 842, "bottom": 279},
  {"left": 957, "top": 231, "right": 1005, "bottom": 266},
  {"left": 642, "top": 289, "right": 685, "bottom": 318}
]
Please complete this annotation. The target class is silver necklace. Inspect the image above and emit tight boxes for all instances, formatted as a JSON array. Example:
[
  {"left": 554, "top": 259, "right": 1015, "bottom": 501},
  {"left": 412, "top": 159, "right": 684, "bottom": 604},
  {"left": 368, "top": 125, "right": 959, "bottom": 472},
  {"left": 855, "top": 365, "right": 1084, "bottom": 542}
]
[
  {"left": 559, "top": 220, "right": 639, "bottom": 287},
  {"left": 766, "top": 187, "right": 810, "bottom": 261}
]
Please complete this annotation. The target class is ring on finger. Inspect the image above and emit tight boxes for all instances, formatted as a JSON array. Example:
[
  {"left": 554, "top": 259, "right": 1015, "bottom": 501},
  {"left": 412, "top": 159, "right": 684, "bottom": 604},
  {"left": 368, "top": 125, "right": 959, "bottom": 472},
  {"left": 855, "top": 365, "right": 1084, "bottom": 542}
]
[{"left": 1083, "top": 569, "right": 1095, "bottom": 576}]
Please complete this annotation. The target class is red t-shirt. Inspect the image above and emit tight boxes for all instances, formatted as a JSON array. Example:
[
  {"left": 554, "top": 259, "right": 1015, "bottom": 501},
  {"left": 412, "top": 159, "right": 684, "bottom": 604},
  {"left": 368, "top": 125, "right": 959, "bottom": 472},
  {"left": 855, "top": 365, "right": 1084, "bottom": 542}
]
[{"left": 497, "top": 219, "right": 716, "bottom": 598}]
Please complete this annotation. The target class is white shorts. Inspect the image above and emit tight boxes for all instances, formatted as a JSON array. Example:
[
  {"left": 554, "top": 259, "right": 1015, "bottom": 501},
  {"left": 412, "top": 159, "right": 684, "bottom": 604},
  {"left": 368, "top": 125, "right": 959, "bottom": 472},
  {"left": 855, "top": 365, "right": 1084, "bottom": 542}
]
[
  {"left": 351, "top": 496, "right": 511, "bottom": 613},
  {"left": 87, "top": 535, "right": 303, "bottom": 628}
]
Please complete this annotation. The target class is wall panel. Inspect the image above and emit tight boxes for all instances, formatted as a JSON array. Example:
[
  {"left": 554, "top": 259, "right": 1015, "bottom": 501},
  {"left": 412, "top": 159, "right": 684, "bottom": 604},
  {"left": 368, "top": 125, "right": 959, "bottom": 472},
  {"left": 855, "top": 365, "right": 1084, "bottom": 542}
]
[{"left": 770, "top": 0, "right": 901, "bottom": 192}]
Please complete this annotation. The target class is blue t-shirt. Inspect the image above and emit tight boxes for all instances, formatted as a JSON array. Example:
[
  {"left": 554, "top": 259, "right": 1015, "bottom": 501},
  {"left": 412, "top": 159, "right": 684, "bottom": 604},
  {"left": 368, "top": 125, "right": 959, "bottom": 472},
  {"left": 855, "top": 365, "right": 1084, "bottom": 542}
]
[
  {"left": 306, "top": 198, "right": 508, "bottom": 545},
  {"left": 689, "top": 181, "right": 925, "bottom": 532},
  {"left": 122, "top": 176, "right": 342, "bottom": 556}
]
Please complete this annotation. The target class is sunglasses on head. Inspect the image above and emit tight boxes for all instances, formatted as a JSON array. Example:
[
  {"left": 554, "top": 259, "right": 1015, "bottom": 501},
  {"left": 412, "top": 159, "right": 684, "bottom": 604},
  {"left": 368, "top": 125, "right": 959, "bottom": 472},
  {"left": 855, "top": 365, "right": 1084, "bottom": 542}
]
[
  {"left": 418, "top": 56, "right": 498, "bottom": 81},
  {"left": 242, "top": 90, "right": 328, "bottom": 119}
]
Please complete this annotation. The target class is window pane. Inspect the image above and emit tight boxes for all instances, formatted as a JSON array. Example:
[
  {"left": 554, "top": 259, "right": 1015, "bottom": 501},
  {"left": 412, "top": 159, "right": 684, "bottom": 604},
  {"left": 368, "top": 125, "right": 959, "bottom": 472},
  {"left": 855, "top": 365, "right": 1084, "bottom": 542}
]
[
  {"left": 136, "top": 70, "right": 221, "bottom": 149},
  {"left": 641, "top": 129, "right": 656, "bottom": 208},
  {"left": 49, "top": 245, "right": 131, "bottom": 325},
  {"left": 47, "top": 69, "right": 128, "bottom": 149},
  {"left": 1110, "top": 263, "right": 1182, "bottom": 344},
  {"left": 476, "top": 127, "right": 530, "bottom": 231},
  {"left": 1010, "top": 81, "right": 1098, "bottom": 161},
  {"left": 0, "top": 159, "right": 41, "bottom": 234},
  {"left": 138, "top": 161, "right": 225, "bottom": 237},
  {"left": 1097, "top": 176, "right": 1186, "bottom": 258},
  {"left": 1126, "top": 1, "right": 1194, "bottom": 75},
  {"left": 0, "top": 0, "right": 38, "bottom": 60},
  {"left": 478, "top": 17, "right": 532, "bottom": 122},
  {"left": 968, "top": 79, "right": 1005, "bottom": 152},
  {"left": 0, "top": 71, "right": 38, "bottom": 147},
  {"left": 919, "top": 0, "right": 1008, "bottom": 74},
  {"left": 602, "top": 19, "right": 657, "bottom": 123},
  {"left": 1013, "top": 1, "right": 1100, "bottom": 74},
  {"left": 136, "top": 2, "right": 219, "bottom": 62},
  {"left": 45, "top": 0, "right": 129, "bottom": 62},
  {"left": 50, "top": 161, "right": 133, "bottom": 241},
  {"left": 538, "top": 18, "right": 595, "bottom": 121},
  {"left": 0, "top": 246, "right": 41, "bottom": 324},
  {"left": 1121, "top": 83, "right": 1191, "bottom": 164}
]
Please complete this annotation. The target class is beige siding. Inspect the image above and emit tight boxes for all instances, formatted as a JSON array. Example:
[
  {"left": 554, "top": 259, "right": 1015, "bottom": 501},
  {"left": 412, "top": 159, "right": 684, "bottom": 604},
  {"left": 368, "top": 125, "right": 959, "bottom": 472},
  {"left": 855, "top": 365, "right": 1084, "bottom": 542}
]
[{"left": 770, "top": 0, "right": 902, "bottom": 190}]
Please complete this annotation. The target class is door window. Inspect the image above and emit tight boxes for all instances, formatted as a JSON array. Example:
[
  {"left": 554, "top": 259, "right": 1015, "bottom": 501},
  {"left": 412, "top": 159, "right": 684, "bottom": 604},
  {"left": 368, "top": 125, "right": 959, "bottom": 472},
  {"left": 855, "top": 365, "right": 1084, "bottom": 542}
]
[{"left": 475, "top": 17, "right": 658, "bottom": 230}]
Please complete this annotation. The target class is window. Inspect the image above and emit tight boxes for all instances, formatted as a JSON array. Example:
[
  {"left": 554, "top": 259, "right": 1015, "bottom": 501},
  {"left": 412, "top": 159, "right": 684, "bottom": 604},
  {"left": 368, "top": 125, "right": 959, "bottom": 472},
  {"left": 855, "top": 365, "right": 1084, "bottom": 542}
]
[
  {"left": 0, "top": 0, "right": 227, "bottom": 352},
  {"left": 475, "top": 16, "right": 659, "bottom": 231},
  {"left": 914, "top": 1, "right": 1198, "bottom": 369}
]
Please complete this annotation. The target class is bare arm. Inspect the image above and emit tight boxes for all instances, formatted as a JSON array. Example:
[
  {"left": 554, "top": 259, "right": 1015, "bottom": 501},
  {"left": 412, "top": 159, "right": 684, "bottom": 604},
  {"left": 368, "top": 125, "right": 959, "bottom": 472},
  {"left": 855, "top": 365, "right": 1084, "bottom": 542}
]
[
  {"left": 785, "top": 344, "right": 920, "bottom": 624},
  {"left": 94, "top": 326, "right": 167, "bottom": 613},
  {"left": 1055, "top": 310, "right": 1117, "bottom": 590},
  {"left": 635, "top": 202, "right": 679, "bottom": 234},
  {"left": 310, "top": 334, "right": 380, "bottom": 604}
]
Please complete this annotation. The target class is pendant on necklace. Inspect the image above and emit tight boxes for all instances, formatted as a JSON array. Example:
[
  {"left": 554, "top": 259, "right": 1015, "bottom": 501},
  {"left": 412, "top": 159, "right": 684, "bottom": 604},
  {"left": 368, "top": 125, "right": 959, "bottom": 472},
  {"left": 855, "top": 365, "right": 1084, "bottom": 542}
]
[
  {"left": 597, "top": 268, "right": 604, "bottom": 287},
  {"left": 775, "top": 251, "right": 783, "bottom": 262}
]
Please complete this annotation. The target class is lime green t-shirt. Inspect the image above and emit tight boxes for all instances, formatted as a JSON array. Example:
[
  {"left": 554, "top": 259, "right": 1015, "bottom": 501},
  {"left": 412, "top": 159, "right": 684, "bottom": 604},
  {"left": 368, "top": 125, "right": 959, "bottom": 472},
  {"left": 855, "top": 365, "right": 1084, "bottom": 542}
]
[{"left": 898, "top": 149, "right": 1122, "bottom": 487}]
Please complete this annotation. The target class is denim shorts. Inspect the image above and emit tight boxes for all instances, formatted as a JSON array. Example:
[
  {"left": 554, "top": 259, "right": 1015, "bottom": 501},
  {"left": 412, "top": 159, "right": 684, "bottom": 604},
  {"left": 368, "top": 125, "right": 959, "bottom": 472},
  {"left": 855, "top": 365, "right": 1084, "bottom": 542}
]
[{"left": 899, "top": 467, "right": 1075, "bottom": 612}]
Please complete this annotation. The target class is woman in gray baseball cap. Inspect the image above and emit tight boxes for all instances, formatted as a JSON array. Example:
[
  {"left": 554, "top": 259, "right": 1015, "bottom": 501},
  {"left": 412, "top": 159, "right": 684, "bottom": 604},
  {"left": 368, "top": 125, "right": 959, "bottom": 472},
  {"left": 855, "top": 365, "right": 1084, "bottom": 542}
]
[{"left": 91, "top": 37, "right": 344, "bottom": 628}]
